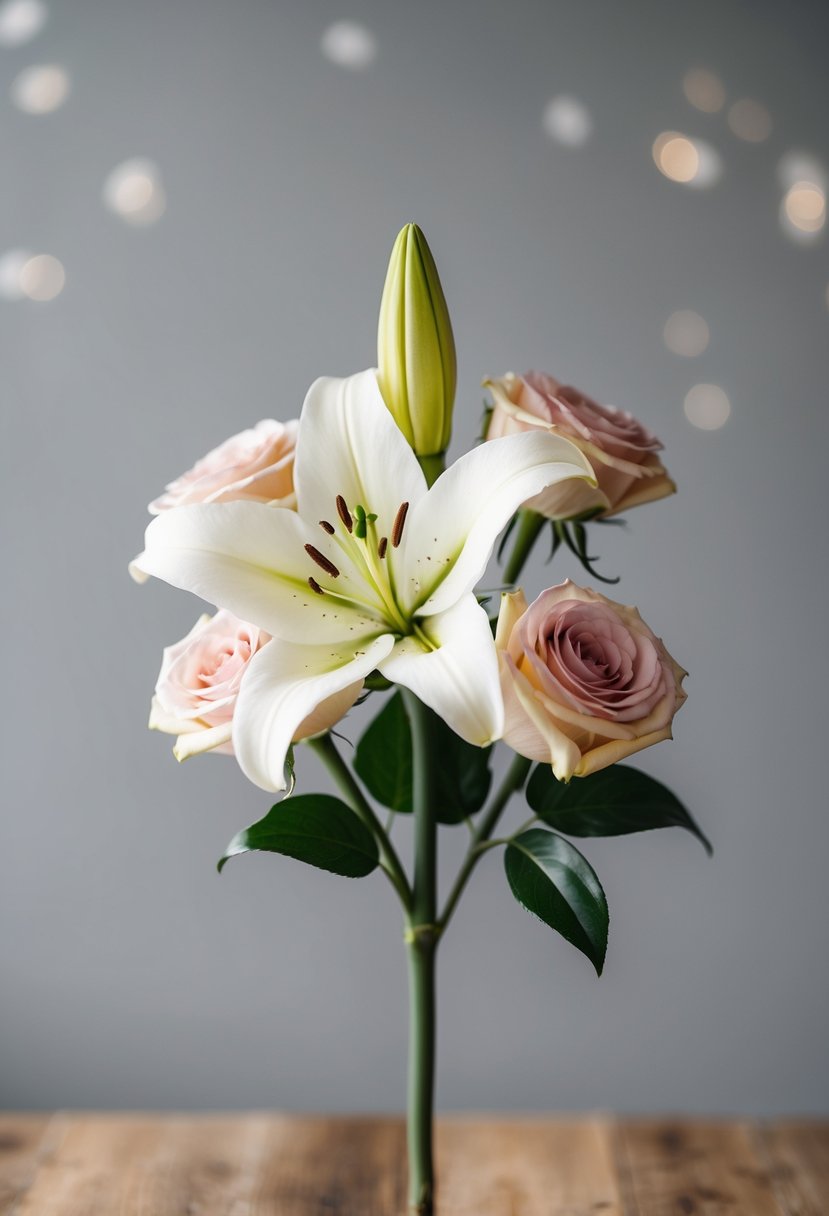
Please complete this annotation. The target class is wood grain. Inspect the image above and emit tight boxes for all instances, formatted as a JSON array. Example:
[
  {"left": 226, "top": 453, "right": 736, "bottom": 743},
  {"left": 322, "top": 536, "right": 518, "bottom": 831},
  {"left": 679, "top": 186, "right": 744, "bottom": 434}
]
[
  {"left": 617, "top": 1120, "right": 784, "bottom": 1215},
  {"left": 0, "top": 1115, "right": 826, "bottom": 1214},
  {"left": 437, "top": 1117, "right": 623, "bottom": 1215},
  {"left": 0, "top": 1115, "right": 54, "bottom": 1215},
  {"left": 754, "top": 1122, "right": 829, "bottom": 1216}
]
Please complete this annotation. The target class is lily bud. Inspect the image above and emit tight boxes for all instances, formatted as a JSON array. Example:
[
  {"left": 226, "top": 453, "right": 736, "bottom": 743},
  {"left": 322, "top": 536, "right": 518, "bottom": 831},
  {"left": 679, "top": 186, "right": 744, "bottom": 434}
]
[{"left": 377, "top": 223, "right": 456, "bottom": 462}]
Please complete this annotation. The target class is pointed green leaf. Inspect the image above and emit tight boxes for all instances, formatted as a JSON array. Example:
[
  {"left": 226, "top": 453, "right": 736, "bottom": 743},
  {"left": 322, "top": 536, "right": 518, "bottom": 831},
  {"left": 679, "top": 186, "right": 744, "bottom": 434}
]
[
  {"left": 354, "top": 691, "right": 491, "bottom": 823},
  {"left": 438, "top": 735, "right": 492, "bottom": 823},
  {"left": 354, "top": 691, "right": 413, "bottom": 814},
  {"left": 504, "top": 828, "right": 609, "bottom": 974},
  {"left": 218, "top": 794, "right": 379, "bottom": 877},
  {"left": 526, "top": 764, "right": 711, "bottom": 854}
]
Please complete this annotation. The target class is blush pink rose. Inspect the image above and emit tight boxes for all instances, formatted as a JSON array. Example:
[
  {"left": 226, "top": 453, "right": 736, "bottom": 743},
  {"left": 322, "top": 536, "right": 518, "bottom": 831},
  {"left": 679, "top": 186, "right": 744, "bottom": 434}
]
[
  {"left": 495, "top": 581, "right": 686, "bottom": 781},
  {"left": 130, "top": 419, "right": 299, "bottom": 583},
  {"left": 149, "top": 418, "right": 299, "bottom": 513},
  {"left": 484, "top": 372, "right": 674, "bottom": 519},
  {"left": 150, "top": 611, "right": 361, "bottom": 762}
]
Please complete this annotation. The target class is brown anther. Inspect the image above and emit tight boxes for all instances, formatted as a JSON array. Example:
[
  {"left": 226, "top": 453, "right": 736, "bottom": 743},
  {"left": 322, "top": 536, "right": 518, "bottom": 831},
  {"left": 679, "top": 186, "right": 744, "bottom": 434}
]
[
  {"left": 377, "top": 536, "right": 388, "bottom": 559},
  {"left": 308, "top": 577, "right": 325, "bottom": 595},
  {"left": 336, "top": 495, "right": 353, "bottom": 532},
  {"left": 391, "top": 501, "right": 409, "bottom": 548},
  {"left": 304, "top": 545, "right": 340, "bottom": 578},
  {"left": 319, "top": 520, "right": 335, "bottom": 535}
]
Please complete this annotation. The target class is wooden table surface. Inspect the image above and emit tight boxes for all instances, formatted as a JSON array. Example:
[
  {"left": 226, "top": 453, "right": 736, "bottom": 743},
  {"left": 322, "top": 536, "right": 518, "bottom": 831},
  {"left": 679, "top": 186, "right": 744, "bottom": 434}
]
[{"left": 1, "top": 1114, "right": 827, "bottom": 1214}]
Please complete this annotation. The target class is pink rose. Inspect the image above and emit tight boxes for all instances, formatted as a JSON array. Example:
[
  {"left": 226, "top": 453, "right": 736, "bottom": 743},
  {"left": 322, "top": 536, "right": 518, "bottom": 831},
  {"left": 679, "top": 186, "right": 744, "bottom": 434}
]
[
  {"left": 150, "top": 611, "right": 360, "bottom": 761},
  {"left": 149, "top": 418, "right": 299, "bottom": 513},
  {"left": 131, "top": 419, "right": 298, "bottom": 583},
  {"left": 496, "top": 581, "right": 686, "bottom": 781},
  {"left": 484, "top": 372, "right": 674, "bottom": 519}
]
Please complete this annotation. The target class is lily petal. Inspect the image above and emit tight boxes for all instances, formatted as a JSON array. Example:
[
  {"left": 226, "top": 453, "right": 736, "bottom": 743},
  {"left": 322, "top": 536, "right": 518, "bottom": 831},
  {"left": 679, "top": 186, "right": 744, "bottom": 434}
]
[
  {"left": 137, "top": 501, "right": 381, "bottom": 642},
  {"left": 233, "top": 632, "right": 395, "bottom": 791},
  {"left": 400, "top": 431, "right": 595, "bottom": 616},
  {"left": 379, "top": 595, "right": 503, "bottom": 746},
  {"left": 296, "top": 369, "right": 427, "bottom": 545}
]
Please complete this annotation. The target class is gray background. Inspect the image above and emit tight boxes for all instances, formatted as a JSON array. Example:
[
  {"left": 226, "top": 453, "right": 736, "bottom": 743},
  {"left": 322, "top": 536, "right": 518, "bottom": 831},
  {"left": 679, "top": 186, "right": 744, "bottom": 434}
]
[{"left": 2, "top": 0, "right": 828, "bottom": 1114}]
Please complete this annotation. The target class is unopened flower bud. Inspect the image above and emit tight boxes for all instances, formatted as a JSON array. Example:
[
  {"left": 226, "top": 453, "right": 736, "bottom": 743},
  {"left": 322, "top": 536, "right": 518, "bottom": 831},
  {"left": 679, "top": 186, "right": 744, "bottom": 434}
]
[{"left": 377, "top": 223, "right": 456, "bottom": 464}]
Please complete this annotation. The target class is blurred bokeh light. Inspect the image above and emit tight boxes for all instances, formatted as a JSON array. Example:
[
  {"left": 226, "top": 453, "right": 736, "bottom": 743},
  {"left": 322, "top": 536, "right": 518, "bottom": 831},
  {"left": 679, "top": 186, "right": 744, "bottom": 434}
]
[
  {"left": 0, "top": 0, "right": 46, "bottom": 46},
  {"left": 682, "top": 67, "right": 726, "bottom": 113},
  {"left": 0, "top": 247, "right": 32, "bottom": 300},
  {"left": 684, "top": 383, "right": 731, "bottom": 430},
  {"left": 320, "top": 21, "right": 377, "bottom": 70},
  {"left": 653, "top": 131, "right": 722, "bottom": 187},
  {"left": 663, "top": 310, "right": 710, "bottom": 357},
  {"left": 102, "top": 158, "right": 166, "bottom": 226},
  {"left": 18, "top": 252, "right": 65, "bottom": 301},
  {"left": 543, "top": 95, "right": 593, "bottom": 147},
  {"left": 10, "top": 63, "right": 69, "bottom": 114},
  {"left": 728, "top": 98, "right": 772, "bottom": 143}
]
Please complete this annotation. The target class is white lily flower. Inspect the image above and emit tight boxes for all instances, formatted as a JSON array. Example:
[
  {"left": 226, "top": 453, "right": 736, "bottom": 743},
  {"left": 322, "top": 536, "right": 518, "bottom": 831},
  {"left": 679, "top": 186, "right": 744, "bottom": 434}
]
[{"left": 135, "top": 369, "right": 595, "bottom": 791}]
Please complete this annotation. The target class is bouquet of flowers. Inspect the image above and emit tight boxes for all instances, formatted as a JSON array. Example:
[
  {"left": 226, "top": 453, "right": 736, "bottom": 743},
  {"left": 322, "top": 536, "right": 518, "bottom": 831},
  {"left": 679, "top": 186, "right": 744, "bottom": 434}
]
[{"left": 131, "top": 224, "right": 708, "bottom": 1213}]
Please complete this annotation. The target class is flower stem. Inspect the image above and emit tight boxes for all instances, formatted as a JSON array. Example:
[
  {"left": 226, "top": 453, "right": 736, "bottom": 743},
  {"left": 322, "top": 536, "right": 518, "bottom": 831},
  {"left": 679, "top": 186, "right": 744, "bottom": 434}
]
[
  {"left": 308, "top": 734, "right": 412, "bottom": 911},
  {"left": 502, "top": 509, "right": 546, "bottom": 586},
  {"left": 401, "top": 689, "right": 438, "bottom": 1214},
  {"left": 417, "top": 452, "right": 446, "bottom": 488},
  {"left": 438, "top": 752, "right": 532, "bottom": 933}
]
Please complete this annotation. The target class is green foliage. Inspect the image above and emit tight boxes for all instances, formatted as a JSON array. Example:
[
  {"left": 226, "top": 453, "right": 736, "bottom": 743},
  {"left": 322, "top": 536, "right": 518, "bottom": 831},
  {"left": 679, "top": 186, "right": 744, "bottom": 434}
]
[
  {"left": 354, "top": 691, "right": 492, "bottom": 823},
  {"left": 527, "top": 764, "right": 711, "bottom": 854},
  {"left": 504, "top": 828, "right": 609, "bottom": 974},
  {"left": 218, "top": 794, "right": 379, "bottom": 878}
]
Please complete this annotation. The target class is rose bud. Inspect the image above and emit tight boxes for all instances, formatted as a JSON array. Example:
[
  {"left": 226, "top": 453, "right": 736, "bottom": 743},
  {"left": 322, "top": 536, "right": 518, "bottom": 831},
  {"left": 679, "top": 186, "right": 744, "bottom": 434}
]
[
  {"left": 483, "top": 372, "right": 675, "bottom": 520},
  {"left": 377, "top": 223, "right": 456, "bottom": 478},
  {"left": 496, "top": 581, "right": 686, "bottom": 781},
  {"left": 150, "top": 611, "right": 361, "bottom": 762}
]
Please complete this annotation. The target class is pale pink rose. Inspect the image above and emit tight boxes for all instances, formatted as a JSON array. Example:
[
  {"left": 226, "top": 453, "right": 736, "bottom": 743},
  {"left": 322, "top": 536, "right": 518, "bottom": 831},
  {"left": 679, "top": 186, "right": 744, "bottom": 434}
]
[
  {"left": 149, "top": 418, "right": 299, "bottom": 513},
  {"left": 483, "top": 372, "right": 675, "bottom": 519},
  {"left": 496, "top": 581, "right": 686, "bottom": 781},
  {"left": 150, "top": 611, "right": 361, "bottom": 762},
  {"left": 130, "top": 419, "right": 298, "bottom": 583}
]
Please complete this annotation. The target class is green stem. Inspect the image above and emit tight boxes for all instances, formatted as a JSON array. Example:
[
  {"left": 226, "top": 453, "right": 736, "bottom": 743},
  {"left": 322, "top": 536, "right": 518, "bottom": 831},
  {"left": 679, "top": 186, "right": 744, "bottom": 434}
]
[
  {"left": 502, "top": 509, "right": 546, "bottom": 586},
  {"left": 417, "top": 452, "right": 446, "bottom": 488},
  {"left": 438, "top": 752, "right": 532, "bottom": 933},
  {"left": 401, "top": 689, "right": 438, "bottom": 1214},
  {"left": 308, "top": 734, "right": 412, "bottom": 911}
]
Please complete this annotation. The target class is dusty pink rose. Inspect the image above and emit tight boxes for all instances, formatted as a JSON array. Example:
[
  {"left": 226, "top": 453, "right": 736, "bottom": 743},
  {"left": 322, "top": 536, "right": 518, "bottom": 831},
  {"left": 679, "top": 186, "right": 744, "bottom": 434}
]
[
  {"left": 149, "top": 418, "right": 299, "bottom": 513},
  {"left": 150, "top": 611, "right": 361, "bottom": 762},
  {"left": 495, "top": 581, "right": 686, "bottom": 781},
  {"left": 484, "top": 372, "right": 674, "bottom": 519}
]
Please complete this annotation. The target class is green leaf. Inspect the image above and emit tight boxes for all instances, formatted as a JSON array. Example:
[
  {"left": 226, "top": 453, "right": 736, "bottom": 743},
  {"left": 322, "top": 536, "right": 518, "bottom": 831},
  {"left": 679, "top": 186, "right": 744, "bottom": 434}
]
[
  {"left": 435, "top": 729, "right": 492, "bottom": 823},
  {"left": 526, "top": 764, "right": 712, "bottom": 855},
  {"left": 504, "top": 829, "right": 609, "bottom": 974},
  {"left": 354, "top": 691, "right": 492, "bottom": 823},
  {"left": 218, "top": 794, "right": 379, "bottom": 877},
  {"left": 354, "top": 691, "right": 413, "bottom": 814},
  {"left": 555, "top": 519, "right": 619, "bottom": 585}
]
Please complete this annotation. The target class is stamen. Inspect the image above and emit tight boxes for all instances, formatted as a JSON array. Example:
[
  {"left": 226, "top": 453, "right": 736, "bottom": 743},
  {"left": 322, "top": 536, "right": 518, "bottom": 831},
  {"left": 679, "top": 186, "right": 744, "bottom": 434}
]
[
  {"left": 391, "top": 501, "right": 409, "bottom": 548},
  {"left": 308, "top": 577, "right": 325, "bottom": 596},
  {"left": 336, "top": 495, "right": 353, "bottom": 532},
  {"left": 377, "top": 536, "right": 388, "bottom": 559},
  {"left": 305, "top": 545, "right": 340, "bottom": 578},
  {"left": 319, "top": 520, "right": 335, "bottom": 535}
]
